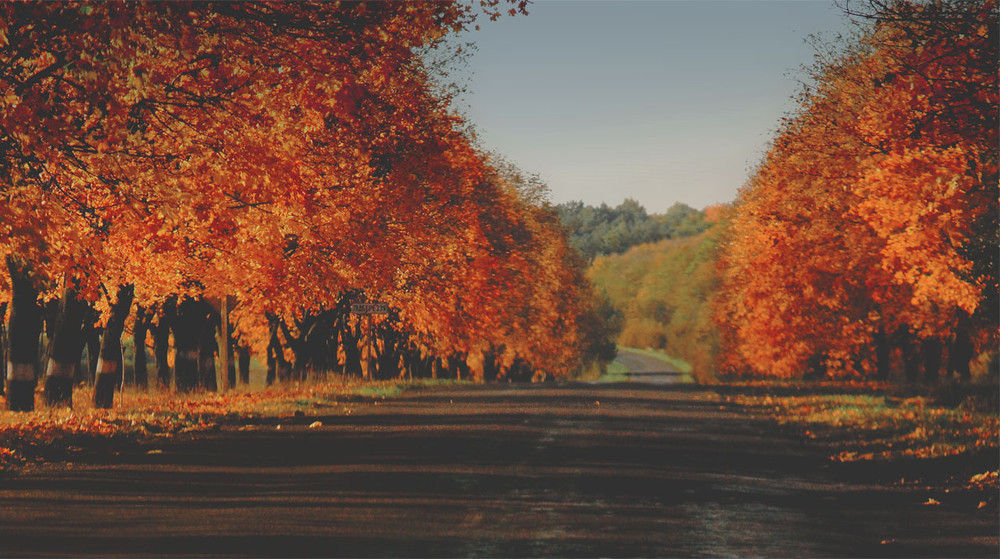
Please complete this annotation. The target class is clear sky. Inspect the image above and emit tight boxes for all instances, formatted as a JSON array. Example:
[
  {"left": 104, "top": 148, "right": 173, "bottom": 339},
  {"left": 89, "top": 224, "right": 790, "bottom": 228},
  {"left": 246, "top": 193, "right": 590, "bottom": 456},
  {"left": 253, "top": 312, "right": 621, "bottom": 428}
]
[{"left": 452, "top": 0, "right": 857, "bottom": 213}]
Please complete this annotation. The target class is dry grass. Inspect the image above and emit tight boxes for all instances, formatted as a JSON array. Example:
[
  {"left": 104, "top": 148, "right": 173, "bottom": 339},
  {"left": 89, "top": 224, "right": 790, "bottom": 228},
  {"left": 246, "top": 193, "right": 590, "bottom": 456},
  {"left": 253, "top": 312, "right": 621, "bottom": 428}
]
[{"left": 0, "top": 377, "right": 414, "bottom": 470}]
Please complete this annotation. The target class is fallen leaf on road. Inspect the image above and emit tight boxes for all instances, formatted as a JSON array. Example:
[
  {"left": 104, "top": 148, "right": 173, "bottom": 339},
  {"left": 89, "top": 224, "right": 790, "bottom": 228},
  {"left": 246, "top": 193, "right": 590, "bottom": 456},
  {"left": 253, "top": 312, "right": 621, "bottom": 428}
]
[
  {"left": 978, "top": 501, "right": 988, "bottom": 509},
  {"left": 923, "top": 498, "right": 940, "bottom": 506},
  {"left": 309, "top": 421, "right": 322, "bottom": 428},
  {"left": 146, "top": 449, "right": 162, "bottom": 455}
]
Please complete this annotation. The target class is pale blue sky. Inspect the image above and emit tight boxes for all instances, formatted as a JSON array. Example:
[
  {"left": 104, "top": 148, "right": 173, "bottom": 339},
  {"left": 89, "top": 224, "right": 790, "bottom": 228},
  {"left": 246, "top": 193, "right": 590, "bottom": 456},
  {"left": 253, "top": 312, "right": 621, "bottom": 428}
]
[{"left": 453, "top": 0, "right": 857, "bottom": 212}]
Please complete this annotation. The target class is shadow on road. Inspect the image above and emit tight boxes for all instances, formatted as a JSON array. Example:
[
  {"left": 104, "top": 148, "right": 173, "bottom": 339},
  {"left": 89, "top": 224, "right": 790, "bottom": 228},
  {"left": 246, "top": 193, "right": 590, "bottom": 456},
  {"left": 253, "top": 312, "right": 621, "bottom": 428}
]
[{"left": 0, "top": 383, "right": 995, "bottom": 558}]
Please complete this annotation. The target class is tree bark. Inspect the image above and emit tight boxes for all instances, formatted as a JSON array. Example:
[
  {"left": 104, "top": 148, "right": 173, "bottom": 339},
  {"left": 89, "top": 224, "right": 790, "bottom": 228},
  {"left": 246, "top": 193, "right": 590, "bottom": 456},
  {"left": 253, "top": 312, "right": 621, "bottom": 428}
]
[
  {"left": 173, "top": 298, "right": 206, "bottom": 392},
  {"left": 873, "top": 327, "right": 891, "bottom": 381},
  {"left": 237, "top": 344, "right": 251, "bottom": 385},
  {"left": 43, "top": 287, "right": 89, "bottom": 407},
  {"left": 6, "top": 259, "right": 42, "bottom": 412},
  {"left": 338, "top": 315, "right": 363, "bottom": 378},
  {"left": 0, "top": 301, "right": 7, "bottom": 396},
  {"left": 133, "top": 305, "right": 150, "bottom": 389},
  {"left": 922, "top": 337, "right": 943, "bottom": 385},
  {"left": 900, "top": 330, "right": 921, "bottom": 383},
  {"left": 151, "top": 298, "right": 175, "bottom": 389},
  {"left": 948, "top": 330, "right": 973, "bottom": 382},
  {"left": 94, "top": 284, "right": 135, "bottom": 409},
  {"left": 266, "top": 315, "right": 290, "bottom": 384},
  {"left": 198, "top": 308, "right": 218, "bottom": 391},
  {"left": 83, "top": 314, "right": 101, "bottom": 384},
  {"left": 277, "top": 315, "right": 309, "bottom": 380}
]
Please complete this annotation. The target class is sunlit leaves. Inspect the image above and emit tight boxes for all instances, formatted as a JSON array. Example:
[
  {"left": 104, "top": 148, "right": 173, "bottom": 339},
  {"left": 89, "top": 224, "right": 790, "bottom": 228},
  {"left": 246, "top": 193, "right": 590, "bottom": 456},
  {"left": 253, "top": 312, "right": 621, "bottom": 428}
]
[{"left": 717, "top": 0, "right": 997, "bottom": 379}]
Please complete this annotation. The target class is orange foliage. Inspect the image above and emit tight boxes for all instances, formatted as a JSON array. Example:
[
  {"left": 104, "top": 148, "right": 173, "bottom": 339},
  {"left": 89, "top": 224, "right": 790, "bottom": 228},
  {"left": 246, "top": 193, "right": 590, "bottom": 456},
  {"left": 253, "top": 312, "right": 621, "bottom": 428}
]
[
  {"left": 717, "top": 0, "right": 998, "bottom": 379},
  {"left": 0, "top": 0, "right": 594, "bottom": 408}
]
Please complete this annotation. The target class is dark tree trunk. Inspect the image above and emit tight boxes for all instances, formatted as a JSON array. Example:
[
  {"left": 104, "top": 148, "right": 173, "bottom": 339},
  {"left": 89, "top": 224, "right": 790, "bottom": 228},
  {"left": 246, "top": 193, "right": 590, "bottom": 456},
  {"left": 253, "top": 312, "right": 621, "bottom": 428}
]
[
  {"left": 304, "top": 315, "right": 333, "bottom": 378},
  {"left": 922, "top": 337, "right": 943, "bottom": 385},
  {"left": 172, "top": 298, "right": 206, "bottom": 392},
  {"left": 237, "top": 344, "right": 250, "bottom": 385},
  {"left": 226, "top": 338, "right": 237, "bottom": 388},
  {"left": 151, "top": 298, "right": 175, "bottom": 389},
  {"left": 377, "top": 333, "right": 401, "bottom": 380},
  {"left": 133, "top": 305, "right": 150, "bottom": 389},
  {"left": 948, "top": 330, "right": 974, "bottom": 382},
  {"left": 484, "top": 352, "right": 500, "bottom": 382},
  {"left": 83, "top": 315, "right": 101, "bottom": 384},
  {"left": 43, "top": 287, "right": 89, "bottom": 407},
  {"left": 278, "top": 316, "right": 309, "bottom": 381},
  {"left": 0, "top": 301, "right": 7, "bottom": 396},
  {"left": 76, "top": 306, "right": 97, "bottom": 385},
  {"left": 39, "top": 298, "right": 59, "bottom": 382},
  {"left": 874, "top": 327, "right": 891, "bottom": 381},
  {"left": 340, "top": 320, "right": 362, "bottom": 378},
  {"left": 895, "top": 328, "right": 921, "bottom": 383},
  {"left": 199, "top": 308, "right": 219, "bottom": 391},
  {"left": 6, "top": 259, "right": 42, "bottom": 412},
  {"left": 94, "top": 284, "right": 135, "bottom": 409},
  {"left": 266, "top": 315, "right": 290, "bottom": 385}
]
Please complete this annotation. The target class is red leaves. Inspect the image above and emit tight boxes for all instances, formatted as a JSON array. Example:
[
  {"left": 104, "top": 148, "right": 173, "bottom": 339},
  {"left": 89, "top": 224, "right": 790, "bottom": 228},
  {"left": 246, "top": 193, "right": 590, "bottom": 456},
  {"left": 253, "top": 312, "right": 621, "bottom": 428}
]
[{"left": 717, "top": 0, "right": 998, "bottom": 379}]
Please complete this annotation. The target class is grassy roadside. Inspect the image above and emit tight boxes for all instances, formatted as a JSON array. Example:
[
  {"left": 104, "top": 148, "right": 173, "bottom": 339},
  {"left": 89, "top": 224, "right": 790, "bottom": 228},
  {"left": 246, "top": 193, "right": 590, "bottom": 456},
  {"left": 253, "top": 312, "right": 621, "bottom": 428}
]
[
  {"left": 0, "top": 377, "right": 462, "bottom": 472},
  {"left": 722, "top": 382, "right": 999, "bottom": 495}
]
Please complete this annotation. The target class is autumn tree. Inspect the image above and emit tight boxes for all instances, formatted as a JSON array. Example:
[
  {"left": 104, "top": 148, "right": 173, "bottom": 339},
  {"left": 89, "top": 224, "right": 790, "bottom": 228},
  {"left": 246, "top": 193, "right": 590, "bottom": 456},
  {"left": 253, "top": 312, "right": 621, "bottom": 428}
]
[
  {"left": 717, "top": 0, "right": 997, "bottom": 381},
  {"left": 0, "top": 1, "right": 537, "bottom": 409},
  {"left": 1, "top": 0, "right": 612, "bottom": 411}
]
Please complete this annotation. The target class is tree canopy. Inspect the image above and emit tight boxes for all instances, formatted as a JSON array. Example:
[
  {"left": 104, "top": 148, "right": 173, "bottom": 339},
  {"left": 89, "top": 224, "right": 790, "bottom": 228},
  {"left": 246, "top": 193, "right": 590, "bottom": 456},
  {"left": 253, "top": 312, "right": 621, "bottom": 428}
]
[
  {"left": 556, "top": 199, "right": 711, "bottom": 260},
  {"left": 0, "top": 0, "right": 612, "bottom": 410},
  {"left": 717, "top": 0, "right": 997, "bottom": 381}
]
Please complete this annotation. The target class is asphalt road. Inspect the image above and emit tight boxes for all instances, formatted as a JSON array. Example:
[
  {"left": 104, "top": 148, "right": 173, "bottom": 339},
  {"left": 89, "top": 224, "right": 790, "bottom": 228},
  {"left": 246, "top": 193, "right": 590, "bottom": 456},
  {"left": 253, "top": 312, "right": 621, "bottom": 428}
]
[
  {"left": 1, "top": 383, "right": 996, "bottom": 557},
  {"left": 612, "top": 348, "right": 684, "bottom": 383}
]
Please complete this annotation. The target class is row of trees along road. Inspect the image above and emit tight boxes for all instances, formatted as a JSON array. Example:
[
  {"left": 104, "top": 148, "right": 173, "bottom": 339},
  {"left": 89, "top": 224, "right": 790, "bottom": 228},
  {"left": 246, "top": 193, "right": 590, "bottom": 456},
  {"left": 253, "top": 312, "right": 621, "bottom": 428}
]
[
  {"left": 0, "top": 1, "right": 616, "bottom": 411},
  {"left": 717, "top": 0, "right": 997, "bottom": 381}
]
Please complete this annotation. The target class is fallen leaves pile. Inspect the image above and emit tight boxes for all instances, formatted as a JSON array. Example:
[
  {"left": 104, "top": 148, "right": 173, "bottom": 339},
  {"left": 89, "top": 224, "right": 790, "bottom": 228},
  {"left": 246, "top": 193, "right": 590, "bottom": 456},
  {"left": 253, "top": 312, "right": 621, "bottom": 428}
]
[{"left": 728, "top": 392, "right": 999, "bottom": 465}]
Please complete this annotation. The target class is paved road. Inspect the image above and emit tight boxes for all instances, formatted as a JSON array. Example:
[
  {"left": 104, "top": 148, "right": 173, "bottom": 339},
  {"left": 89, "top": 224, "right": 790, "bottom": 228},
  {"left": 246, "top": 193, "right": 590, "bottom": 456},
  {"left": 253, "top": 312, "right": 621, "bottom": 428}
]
[
  {"left": 612, "top": 348, "right": 684, "bottom": 383},
  {"left": 1, "top": 383, "right": 996, "bottom": 557}
]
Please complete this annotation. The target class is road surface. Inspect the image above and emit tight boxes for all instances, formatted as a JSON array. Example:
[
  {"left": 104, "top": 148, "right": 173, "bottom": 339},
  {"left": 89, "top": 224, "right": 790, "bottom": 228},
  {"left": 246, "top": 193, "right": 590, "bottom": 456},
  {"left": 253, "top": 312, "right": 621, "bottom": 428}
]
[
  {"left": 1, "top": 383, "right": 996, "bottom": 557},
  {"left": 612, "top": 347, "right": 685, "bottom": 383}
]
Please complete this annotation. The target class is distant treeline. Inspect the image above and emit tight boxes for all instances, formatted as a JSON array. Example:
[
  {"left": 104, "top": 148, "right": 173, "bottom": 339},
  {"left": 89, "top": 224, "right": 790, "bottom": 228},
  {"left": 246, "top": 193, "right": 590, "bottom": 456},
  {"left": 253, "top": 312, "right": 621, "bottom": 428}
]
[{"left": 556, "top": 199, "right": 710, "bottom": 260}]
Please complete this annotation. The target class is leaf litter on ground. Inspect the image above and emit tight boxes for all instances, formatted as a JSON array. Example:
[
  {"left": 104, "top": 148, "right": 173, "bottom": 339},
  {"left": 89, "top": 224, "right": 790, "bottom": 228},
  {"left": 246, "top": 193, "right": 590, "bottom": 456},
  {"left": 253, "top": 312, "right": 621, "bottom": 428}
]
[{"left": 0, "top": 377, "right": 416, "bottom": 471}]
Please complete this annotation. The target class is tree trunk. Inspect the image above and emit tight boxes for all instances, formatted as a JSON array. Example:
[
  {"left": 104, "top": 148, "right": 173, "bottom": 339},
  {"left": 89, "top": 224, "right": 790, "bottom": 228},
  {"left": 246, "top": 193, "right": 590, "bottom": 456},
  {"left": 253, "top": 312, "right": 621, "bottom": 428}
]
[
  {"left": 268, "top": 317, "right": 292, "bottom": 383},
  {"left": 277, "top": 316, "right": 309, "bottom": 381},
  {"left": 948, "top": 330, "right": 973, "bottom": 382},
  {"left": 221, "top": 303, "right": 235, "bottom": 389},
  {"left": 43, "top": 287, "right": 89, "bottom": 407},
  {"left": 874, "top": 327, "right": 891, "bottom": 381},
  {"left": 340, "top": 320, "right": 362, "bottom": 378},
  {"left": 198, "top": 308, "right": 218, "bottom": 391},
  {"left": 922, "top": 337, "right": 943, "bottom": 385},
  {"left": 173, "top": 298, "right": 206, "bottom": 392},
  {"left": 94, "top": 284, "right": 135, "bottom": 409},
  {"left": 133, "top": 305, "right": 150, "bottom": 389},
  {"left": 237, "top": 344, "right": 251, "bottom": 385},
  {"left": 0, "top": 301, "right": 7, "bottom": 396},
  {"left": 152, "top": 298, "right": 175, "bottom": 389},
  {"left": 6, "top": 259, "right": 42, "bottom": 412},
  {"left": 84, "top": 318, "right": 101, "bottom": 384}
]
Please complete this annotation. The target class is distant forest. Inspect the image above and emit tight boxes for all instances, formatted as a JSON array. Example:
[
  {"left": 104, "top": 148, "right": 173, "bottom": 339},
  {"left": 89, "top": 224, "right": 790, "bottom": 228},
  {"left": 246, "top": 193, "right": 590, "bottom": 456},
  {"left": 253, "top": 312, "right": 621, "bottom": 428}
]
[{"left": 555, "top": 199, "right": 711, "bottom": 260}]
